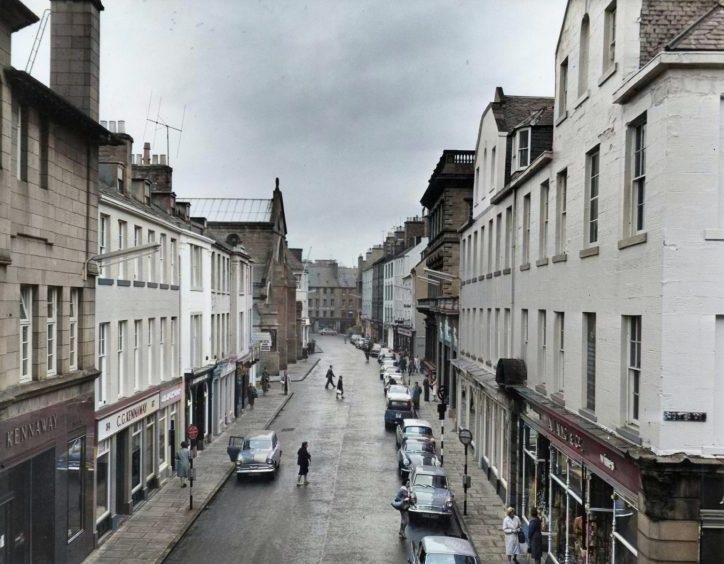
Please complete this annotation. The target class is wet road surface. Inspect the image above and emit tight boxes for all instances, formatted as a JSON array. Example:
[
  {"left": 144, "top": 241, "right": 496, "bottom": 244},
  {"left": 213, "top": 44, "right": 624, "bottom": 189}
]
[{"left": 165, "top": 337, "right": 463, "bottom": 564}]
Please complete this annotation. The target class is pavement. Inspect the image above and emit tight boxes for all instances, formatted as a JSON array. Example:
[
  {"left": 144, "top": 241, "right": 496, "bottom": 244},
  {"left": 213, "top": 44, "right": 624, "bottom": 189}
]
[
  {"left": 82, "top": 357, "right": 323, "bottom": 564},
  {"left": 411, "top": 379, "right": 510, "bottom": 562}
]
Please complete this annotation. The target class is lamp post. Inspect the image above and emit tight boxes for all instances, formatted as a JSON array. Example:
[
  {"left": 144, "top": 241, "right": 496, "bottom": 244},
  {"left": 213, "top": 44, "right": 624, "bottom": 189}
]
[{"left": 458, "top": 428, "right": 473, "bottom": 516}]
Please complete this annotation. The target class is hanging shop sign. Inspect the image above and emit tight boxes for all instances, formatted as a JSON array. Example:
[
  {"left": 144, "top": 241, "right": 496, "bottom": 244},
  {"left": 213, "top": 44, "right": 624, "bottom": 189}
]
[
  {"left": 397, "top": 327, "right": 412, "bottom": 337},
  {"left": 97, "top": 394, "right": 159, "bottom": 442}
]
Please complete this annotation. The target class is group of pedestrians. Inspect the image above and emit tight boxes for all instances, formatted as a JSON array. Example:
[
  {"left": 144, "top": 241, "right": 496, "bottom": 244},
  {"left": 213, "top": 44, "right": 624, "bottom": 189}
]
[
  {"left": 324, "top": 365, "right": 344, "bottom": 399},
  {"left": 502, "top": 506, "right": 544, "bottom": 564}
]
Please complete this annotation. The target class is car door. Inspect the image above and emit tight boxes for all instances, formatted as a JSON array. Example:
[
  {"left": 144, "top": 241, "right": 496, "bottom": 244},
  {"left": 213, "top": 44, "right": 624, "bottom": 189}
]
[
  {"left": 227, "top": 436, "right": 244, "bottom": 462},
  {"left": 271, "top": 433, "right": 281, "bottom": 464}
]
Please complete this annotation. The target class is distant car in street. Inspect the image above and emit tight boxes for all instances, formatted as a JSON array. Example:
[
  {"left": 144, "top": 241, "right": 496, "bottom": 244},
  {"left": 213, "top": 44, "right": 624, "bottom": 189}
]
[
  {"left": 319, "top": 328, "right": 337, "bottom": 335},
  {"left": 408, "top": 536, "right": 479, "bottom": 564},
  {"left": 408, "top": 465, "right": 453, "bottom": 522},
  {"left": 385, "top": 392, "right": 415, "bottom": 429},
  {"left": 395, "top": 419, "right": 434, "bottom": 447},
  {"left": 370, "top": 343, "right": 382, "bottom": 357},
  {"left": 227, "top": 430, "right": 282, "bottom": 480},
  {"left": 397, "top": 437, "right": 438, "bottom": 479}
]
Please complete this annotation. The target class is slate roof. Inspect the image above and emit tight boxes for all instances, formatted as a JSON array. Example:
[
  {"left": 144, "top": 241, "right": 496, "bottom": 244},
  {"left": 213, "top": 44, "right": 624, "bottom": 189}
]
[
  {"left": 512, "top": 105, "right": 555, "bottom": 130},
  {"left": 667, "top": 4, "right": 724, "bottom": 51},
  {"left": 179, "top": 198, "right": 273, "bottom": 223},
  {"left": 491, "top": 93, "right": 554, "bottom": 133},
  {"left": 639, "top": 0, "right": 720, "bottom": 65}
]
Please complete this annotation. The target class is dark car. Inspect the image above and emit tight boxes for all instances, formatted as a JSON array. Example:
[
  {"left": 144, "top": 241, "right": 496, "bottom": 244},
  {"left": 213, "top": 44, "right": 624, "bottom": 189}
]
[
  {"left": 227, "top": 431, "right": 282, "bottom": 480},
  {"left": 397, "top": 437, "right": 439, "bottom": 479},
  {"left": 385, "top": 393, "right": 415, "bottom": 430},
  {"left": 408, "top": 465, "right": 453, "bottom": 522}
]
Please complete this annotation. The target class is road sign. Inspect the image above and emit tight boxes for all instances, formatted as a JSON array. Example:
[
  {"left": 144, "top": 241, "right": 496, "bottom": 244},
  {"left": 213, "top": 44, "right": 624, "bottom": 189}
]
[
  {"left": 458, "top": 428, "right": 473, "bottom": 445},
  {"left": 437, "top": 385, "right": 448, "bottom": 401},
  {"left": 187, "top": 425, "right": 199, "bottom": 440}
]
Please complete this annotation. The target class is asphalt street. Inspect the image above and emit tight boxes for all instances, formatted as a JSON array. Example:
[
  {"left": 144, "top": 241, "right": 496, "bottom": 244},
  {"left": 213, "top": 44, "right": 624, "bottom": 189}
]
[{"left": 165, "top": 336, "right": 463, "bottom": 564}]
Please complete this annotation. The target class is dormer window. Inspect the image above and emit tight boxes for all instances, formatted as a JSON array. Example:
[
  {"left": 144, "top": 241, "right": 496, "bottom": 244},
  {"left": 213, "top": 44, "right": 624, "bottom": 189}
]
[
  {"left": 144, "top": 183, "right": 151, "bottom": 205},
  {"left": 517, "top": 129, "right": 530, "bottom": 169}
]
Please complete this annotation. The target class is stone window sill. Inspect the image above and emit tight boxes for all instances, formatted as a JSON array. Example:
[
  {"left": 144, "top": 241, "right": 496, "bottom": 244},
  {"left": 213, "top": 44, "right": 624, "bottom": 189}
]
[
  {"left": 555, "top": 111, "right": 568, "bottom": 127},
  {"left": 477, "top": 275, "right": 485, "bottom": 282},
  {"left": 598, "top": 63, "right": 618, "bottom": 87},
  {"left": 98, "top": 278, "right": 114, "bottom": 286},
  {"left": 534, "top": 384, "right": 547, "bottom": 395},
  {"left": 520, "top": 263, "right": 530, "bottom": 271},
  {"left": 552, "top": 253, "right": 567, "bottom": 263},
  {"left": 486, "top": 273, "right": 493, "bottom": 279},
  {"left": 170, "top": 284, "right": 180, "bottom": 290},
  {"left": 618, "top": 232, "right": 647, "bottom": 250},
  {"left": 147, "top": 282, "right": 158, "bottom": 288},
  {"left": 536, "top": 257, "right": 549, "bottom": 267},
  {"left": 117, "top": 279, "right": 131, "bottom": 287},
  {"left": 133, "top": 281, "right": 145, "bottom": 288},
  {"left": 574, "top": 90, "right": 590, "bottom": 109},
  {"left": 579, "top": 246, "right": 599, "bottom": 259},
  {"left": 616, "top": 425, "right": 642, "bottom": 445},
  {"left": 578, "top": 408, "right": 598, "bottom": 422},
  {"left": 160, "top": 283, "right": 169, "bottom": 289}
]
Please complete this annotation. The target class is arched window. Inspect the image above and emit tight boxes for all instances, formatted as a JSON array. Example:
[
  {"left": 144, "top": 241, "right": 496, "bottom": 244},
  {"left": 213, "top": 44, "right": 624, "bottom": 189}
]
[{"left": 578, "top": 14, "right": 590, "bottom": 98}]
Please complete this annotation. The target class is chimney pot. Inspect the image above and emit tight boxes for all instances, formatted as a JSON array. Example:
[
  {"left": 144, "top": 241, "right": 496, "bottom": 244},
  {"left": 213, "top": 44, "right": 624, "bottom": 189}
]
[
  {"left": 160, "top": 155, "right": 167, "bottom": 165},
  {"left": 152, "top": 154, "right": 159, "bottom": 165},
  {"left": 118, "top": 120, "right": 126, "bottom": 133},
  {"left": 109, "top": 120, "right": 116, "bottom": 133}
]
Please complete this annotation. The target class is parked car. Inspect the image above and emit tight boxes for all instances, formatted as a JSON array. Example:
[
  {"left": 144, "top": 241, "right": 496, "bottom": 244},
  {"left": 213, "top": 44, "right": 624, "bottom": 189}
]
[
  {"left": 379, "top": 358, "right": 399, "bottom": 377},
  {"left": 227, "top": 430, "right": 282, "bottom": 480},
  {"left": 378, "top": 348, "right": 395, "bottom": 363},
  {"left": 319, "top": 328, "right": 337, "bottom": 335},
  {"left": 357, "top": 337, "right": 370, "bottom": 350},
  {"left": 387, "top": 384, "right": 411, "bottom": 398},
  {"left": 395, "top": 419, "right": 434, "bottom": 447},
  {"left": 408, "top": 536, "right": 479, "bottom": 564},
  {"left": 370, "top": 343, "right": 382, "bottom": 357},
  {"left": 385, "top": 392, "right": 415, "bottom": 430},
  {"left": 397, "top": 437, "right": 438, "bottom": 479},
  {"left": 383, "top": 371, "right": 403, "bottom": 391},
  {"left": 408, "top": 465, "right": 453, "bottom": 522}
]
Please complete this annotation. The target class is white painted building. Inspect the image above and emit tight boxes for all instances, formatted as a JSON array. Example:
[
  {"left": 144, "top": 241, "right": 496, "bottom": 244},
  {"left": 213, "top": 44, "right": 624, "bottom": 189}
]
[
  {"left": 383, "top": 258, "right": 395, "bottom": 348},
  {"left": 361, "top": 267, "right": 373, "bottom": 325},
  {"left": 392, "top": 238, "right": 427, "bottom": 357},
  {"left": 458, "top": 1, "right": 724, "bottom": 561}
]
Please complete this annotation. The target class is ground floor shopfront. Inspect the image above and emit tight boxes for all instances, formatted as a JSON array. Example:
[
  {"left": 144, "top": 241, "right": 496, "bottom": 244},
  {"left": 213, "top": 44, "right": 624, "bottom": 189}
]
[
  {"left": 0, "top": 378, "right": 97, "bottom": 564},
  {"left": 94, "top": 380, "right": 183, "bottom": 540}
]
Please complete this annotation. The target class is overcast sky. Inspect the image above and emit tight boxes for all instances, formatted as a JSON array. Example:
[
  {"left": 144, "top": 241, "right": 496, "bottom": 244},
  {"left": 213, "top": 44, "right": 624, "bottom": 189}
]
[{"left": 12, "top": 0, "right": 565, "bottom": 266}]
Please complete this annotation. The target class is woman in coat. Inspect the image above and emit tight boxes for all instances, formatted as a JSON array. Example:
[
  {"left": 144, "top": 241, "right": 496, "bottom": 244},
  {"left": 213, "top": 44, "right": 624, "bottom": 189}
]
[
  {"left": 527, "top": 507, "right": 544, "bottom": 564},
  {"left": 175, "top": 441, "right": 190, "bottom": 487},
  {"left": 336, "top": 375, "right": 344, "bottom": 399},
  {"left": 296, "top": 441, "right": 311, "bottom": 486},
  {"left": 502, "top": 506, "right": 524, "bottom": 564}
]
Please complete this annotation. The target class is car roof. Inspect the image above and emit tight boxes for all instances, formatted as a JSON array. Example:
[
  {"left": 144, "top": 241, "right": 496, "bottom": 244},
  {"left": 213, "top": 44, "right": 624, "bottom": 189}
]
[
  {"left": 387, "top": 391, "right": 412, "bottom": 400},
  {"left": 413, "top": 464, "right": 447, "bottom": 476},
  {"left": 403, "top": 436, "right": 435, "bottom": 445},
  {"left": 401, "top": 419, "right": 431, "bottom": 428},
  {"left": 421, "top": 536, "right": 477, "bottom": 557}
]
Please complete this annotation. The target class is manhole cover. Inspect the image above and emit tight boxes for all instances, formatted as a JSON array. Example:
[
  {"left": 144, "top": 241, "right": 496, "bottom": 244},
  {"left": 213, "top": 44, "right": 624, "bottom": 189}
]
[{"left": 281, "top": 428, "right": 295, "bottom": 432}]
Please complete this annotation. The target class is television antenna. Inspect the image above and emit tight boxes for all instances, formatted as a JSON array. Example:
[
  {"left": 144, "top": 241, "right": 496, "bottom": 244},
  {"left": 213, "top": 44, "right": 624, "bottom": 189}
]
[{"left": 146, "top": 111, "right": 185, "bottom": 166}]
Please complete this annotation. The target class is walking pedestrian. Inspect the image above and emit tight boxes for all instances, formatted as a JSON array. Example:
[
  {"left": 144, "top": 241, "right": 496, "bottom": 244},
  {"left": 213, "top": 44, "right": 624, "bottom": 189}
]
[
  {"left": 414, "top": 355, "right": 420, "bottom": 374},
  {"left": 261, "top": 370, "right": 270, "bottom": 395},
  {"left": 423, "top": 376, "right": 431, "bottom": 402},
  {"left": 175, "top": 441, "right": 191, "bottom": 487},
  {"left": 336, "top": 375, "right": 344, "bottom": 400},
  {"left": 296, "top": 441, "right": 311, "bottom": 486},
  {"left": 281, "top": 370, "right": 289, "bottom": 395},
  {"left": 503, "top": 506, "right": 525, "bottom": 564},
  {"left": 324, "top": 365, "right": 336, "bottom": 389},
  {"left": 364, "top": 349, "right": 370, "bottom": 363},
  {"left": 399, "top": 355, "right": 407, "bottom": 374},
  {"left": 527, "top": 507, "right": 544, "bottom": 564},
  {"left": 247, "top": 383, "right": 257, "bottom": 410},
  {"left": 390, "top": 485, "right": 412, "bottom": 539},
  {"left": 411, "top": 382, "right": 422, "bottom": 412}
]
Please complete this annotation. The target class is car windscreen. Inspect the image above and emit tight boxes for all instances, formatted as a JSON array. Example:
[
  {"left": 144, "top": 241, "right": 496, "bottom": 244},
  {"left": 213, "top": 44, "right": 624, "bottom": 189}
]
[
  {"left": 405, "top": 441, "right": 434, "bottom": 454},
  {"left": 405, "top": 426, "right": 432, "bottom": 437},
  {"left": 388, "top": 400, "right": 411, "bottom": 409},
  {"left": 424, "top": 555, "right": 477, "bottom": 564},
  {"left": 243, "top": 438, "right": 272, "bottom": 450},
  {"left": 413, "top": 474, "right": 447, "bottom": 489}
]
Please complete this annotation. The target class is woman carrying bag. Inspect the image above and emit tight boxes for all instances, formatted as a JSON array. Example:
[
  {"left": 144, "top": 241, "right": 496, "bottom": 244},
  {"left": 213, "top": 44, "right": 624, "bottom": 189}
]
[{"left": 502, "top": 506, "right": 525, "bottom": 564}]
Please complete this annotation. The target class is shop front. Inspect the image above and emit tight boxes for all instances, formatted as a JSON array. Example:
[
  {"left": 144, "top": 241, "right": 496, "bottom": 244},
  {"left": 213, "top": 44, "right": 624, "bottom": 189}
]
[
  {"left": 184, "top": 365, "right": 213, "bottom": 448},
  {"left": 514, "top": 389, "right": 641, "bottom": 564},
  {"left": 95, "top": 391, "right": 162, "bottom": 538},
  {"left": 158, "top": 381, "right": 183, "bottom": 481},
  {"left": 211, "top": 360, "right": 236, "bottom": 436},
  {"left": 393, "top": 325, "right": 414, "bottom": 356},
  {"left": 0, "top": 389, "right": 96, "bottom": 563}
]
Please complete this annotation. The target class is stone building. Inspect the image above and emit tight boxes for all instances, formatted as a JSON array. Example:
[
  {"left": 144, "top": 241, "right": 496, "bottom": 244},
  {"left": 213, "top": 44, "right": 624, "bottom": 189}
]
[
  {"left": 288, "top": 248, "right": 310, "bottom": 355},
  {"left": 307, "top": 259, "right": 358, "bottom": 334},
  {"left": 416, "top": 150, "right": 474, "bottom": 409},
  {"left": 0, "top": 1, "right": 113, "bottom": 561},
  {"left": 183, "top": 181, "right": 299, "bottom": 374},
  {"left": 457, "top": 1, "right": 724, "bottom": 562}
]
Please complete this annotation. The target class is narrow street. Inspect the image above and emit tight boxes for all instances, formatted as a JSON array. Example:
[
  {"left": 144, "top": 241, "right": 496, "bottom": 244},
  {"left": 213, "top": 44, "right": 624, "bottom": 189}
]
[{"left": 165, "top": 336, "right": 463, "bottom": 564}]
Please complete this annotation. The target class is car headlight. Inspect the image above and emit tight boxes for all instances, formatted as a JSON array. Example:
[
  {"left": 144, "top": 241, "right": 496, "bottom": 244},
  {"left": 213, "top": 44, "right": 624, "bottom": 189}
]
[
  {"left": 266, "top": 457, "right": 273, "bottom": 464},
  {"left": 445, "top": 499, "right": 453, "bottom": 508}
]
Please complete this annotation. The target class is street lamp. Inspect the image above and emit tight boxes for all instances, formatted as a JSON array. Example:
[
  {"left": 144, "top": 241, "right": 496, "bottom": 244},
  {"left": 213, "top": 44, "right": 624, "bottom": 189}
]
[{"left": 458, "top": 428, "right": 473, "bottom": 516}]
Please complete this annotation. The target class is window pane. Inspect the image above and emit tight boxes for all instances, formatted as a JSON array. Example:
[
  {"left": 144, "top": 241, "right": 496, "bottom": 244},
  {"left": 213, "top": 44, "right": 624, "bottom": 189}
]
[
  {"left": 96, "top": 451, "right": 109, "bottom": 520},
  {"left": 67, "top": 437, "right": 84, "bottom": 539}
]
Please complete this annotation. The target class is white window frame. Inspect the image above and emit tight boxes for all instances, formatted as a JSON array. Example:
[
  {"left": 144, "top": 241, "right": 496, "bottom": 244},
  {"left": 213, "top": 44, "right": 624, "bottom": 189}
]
[
  {"left": 170, "top": 317, "right": 177, "bottom": 378},
  {"left": 159, "top": 234, "right": 167, "bottom": 284},
  {"left": 505, "top": 207, "right": 513, "bottom": 270},
  {"left": 118, "top": 320, "right": 126, "bottom": 397},
  {"left": 539, "top": 181, "right": 549, "bottom": 260},
  {"left": 558, "top": 58, "right": 568, "bottom": 118},
  {"left": 522, "top": 193, "right": 531, "bottom": 264},
  {"left": 134, "top": 319, "right": 141, "bottom": 390},
  {"left": 490, "top": 146, "right": 497, "bottom": 191},
  {"left": 516, "top": 129, "right": 530, "bottom": 169},
  {"left": 604, "top": 2, "right": 617, "bottom": 72},
  {"left": 190, "top": 314, "right": 202, "bottom": 367},
  {"left": 578, "top": 15, "right": 590, "bottom": 98},
  {"left": 147, "top": 230, "right": 156, "bottom": 283},
  {"left": 495, "top": 213, "right": 502, "bottom": 271},
  {"left": 190, "top": 245, "right": 203, "bottom": 290},
  {"left": 631, "top": 118, "right": 647, "bottom": 234},
  {"left": 117, "top": 220, "right": 128, "bottom": 279},
  {"left": 538, "top": 310, "right": 547, "bottom": 385},
  {"left": 99, "top": 214, "right": 110, "bottom": 276},
  {"left": 160, "top": 318, "right": 166, "bottom": 381},
  {"left": 626, "top": 316, "right": 642, "bottom": 426},
  {"left": 170, "top": 239, "right": 177, "bottom": 285},
  {"left": 586, "top": 148, "right": 600, "bottom": 246},
  {"left": 148, "top": 319, "right": 155, "bottom": 385},
  {"left": 134, "top": 226, "right": 143, "bottom": 280},
  {"left": 69, "top": 289, "right": 79, "bottom": 371},
  {"left": 19, "top": 286, "right": 33, "bottom": 383},
  {"left": 556, "top": 170, "right": 567, "bottom": 255},
  {"left": 554, "top": 312, "right": 565, "bottom": 393},
  {"left": 98, "top": 322, "right": 109, "bottom": 405},
  {"left": 46, "top": 287, "right": 58, "bottom": 376},
  {"left": 521, "top": 309, "right": 528, "bottom": 363}
]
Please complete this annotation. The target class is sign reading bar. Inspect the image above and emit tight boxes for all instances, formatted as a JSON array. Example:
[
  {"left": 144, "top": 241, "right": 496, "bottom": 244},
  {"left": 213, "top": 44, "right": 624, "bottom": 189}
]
[
  {"left": 663, "top": 411, "right": 707, "bottom": 422},
  {"left": 98, "top": 394, "right": 159, "bottom": 441}
]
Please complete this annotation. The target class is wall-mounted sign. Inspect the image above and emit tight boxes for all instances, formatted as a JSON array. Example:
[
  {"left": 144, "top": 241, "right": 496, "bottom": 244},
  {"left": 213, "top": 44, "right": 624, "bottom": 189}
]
[
  {"left": 397, "top": 327, "right": 412, "bottom": 337},
  {"left": 663, "top": 411, "right": 707, "bottom": 422},
  {"left": 159, "top": 384, "right": 183, "bottom": 409},
  {"left": 97, "top": 394, "right": 159, "bottom": 442}
]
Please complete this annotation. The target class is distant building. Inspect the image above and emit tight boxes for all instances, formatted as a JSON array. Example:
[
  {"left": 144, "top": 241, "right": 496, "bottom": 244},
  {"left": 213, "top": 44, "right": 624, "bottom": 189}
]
[
  {"left": 288, "top": 248, "right": 310, "bottom": 354},
  {"left": 307, "top": 260, "right": 358, "bottom": 333}
]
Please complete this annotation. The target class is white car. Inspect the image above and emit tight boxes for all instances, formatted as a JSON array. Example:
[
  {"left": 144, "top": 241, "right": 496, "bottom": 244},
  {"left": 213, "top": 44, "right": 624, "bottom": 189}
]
[
  {"left": 409, "top": 536, "right": 479, "bottom": 564},
  {"left": 319, "top": 328, "right": 337, "bottom": 335}
]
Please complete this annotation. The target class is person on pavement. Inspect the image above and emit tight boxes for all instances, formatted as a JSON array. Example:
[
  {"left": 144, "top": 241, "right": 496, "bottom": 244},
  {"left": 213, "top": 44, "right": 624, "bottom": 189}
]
[
  {"left": 423, "top": 376, "right": 431, "bottom": 402},
  {"left": 261, "top": 370, "right": 270, "bottom": 395},
  {"left": 414, "top": 355, "right": 420, "bottom": 374},
  {"left": 392, "top": 485, "right": 412, "bottom": 539},
  {"left": 175, "top": 441, "right": 190, "bottom": 488},
  {"left": 527, "top": 507, "right": 544, "bottom": 564},
  {"left": 336, "top": 375, "right": 344, "bottom": 399},
  {"left": 247, "top": 383, "right": 257, "bottom": 410},
  {"left": 325, "top": 365, "right": 336, "bottom": 389},
  {"left": 281, "top": 370, "right": 289, "bottom": 395},
  {"left": 411, "top": 382, "right": 422, "bottom": 412},
  {"left": 296, "top": 441, "right": 311, "bottom": 486},
  {"left": 503, "top": 506, "right": 525, "bottom": 564},
  {"left": 364, "top": 349, "right": 370, "bottom": 363}
]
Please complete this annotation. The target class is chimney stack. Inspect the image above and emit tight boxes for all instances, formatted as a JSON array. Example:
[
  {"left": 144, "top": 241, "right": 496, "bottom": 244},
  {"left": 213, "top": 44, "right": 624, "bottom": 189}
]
[
  {"left": 143, "top": 142, "right": 150, "bottom": 165},
  {"left": 49, "top": 0, "right": 104, "bottom": 121}
]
